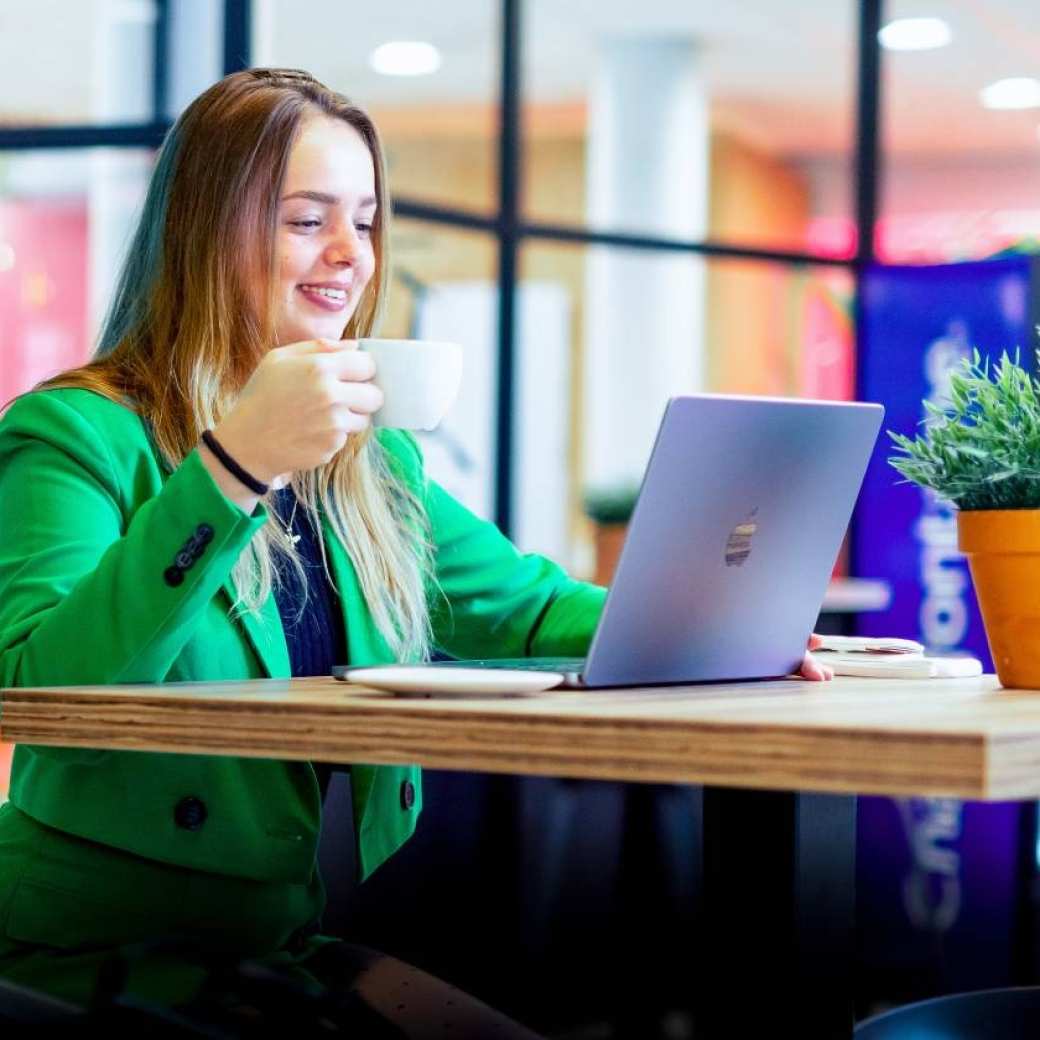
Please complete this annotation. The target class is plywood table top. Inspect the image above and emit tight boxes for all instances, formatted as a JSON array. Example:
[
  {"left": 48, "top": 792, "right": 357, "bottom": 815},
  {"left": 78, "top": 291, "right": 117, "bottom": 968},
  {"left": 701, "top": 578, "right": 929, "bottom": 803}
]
[{"left": 2, "top": 673, "right": 1038, "bottom": 798}]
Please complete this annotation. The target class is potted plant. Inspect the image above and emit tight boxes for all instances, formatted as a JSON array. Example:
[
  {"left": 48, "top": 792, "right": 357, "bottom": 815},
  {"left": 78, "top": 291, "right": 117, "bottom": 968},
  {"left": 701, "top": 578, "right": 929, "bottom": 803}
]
[
  {"left": 583, "top": 484, "right": 640, "bottom": 586},
  {"left": 889, "top": 349, "right": 1040, "bottom": 687}
]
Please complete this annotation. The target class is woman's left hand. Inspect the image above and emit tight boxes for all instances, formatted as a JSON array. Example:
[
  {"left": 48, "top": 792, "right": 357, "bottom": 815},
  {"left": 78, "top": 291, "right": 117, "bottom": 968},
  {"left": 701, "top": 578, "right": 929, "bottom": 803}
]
[{"left": 798, "top": 633, "right": 834, "bottom": 681}]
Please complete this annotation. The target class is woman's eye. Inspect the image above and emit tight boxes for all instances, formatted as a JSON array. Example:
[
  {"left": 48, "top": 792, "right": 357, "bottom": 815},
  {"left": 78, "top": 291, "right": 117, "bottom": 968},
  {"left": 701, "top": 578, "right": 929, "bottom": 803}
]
[
  {"left": 355, "top": 222, "right": 373, "bottom": 236},
  {"left": 290, "top": 219, "right": 322, "bottom": 229}
]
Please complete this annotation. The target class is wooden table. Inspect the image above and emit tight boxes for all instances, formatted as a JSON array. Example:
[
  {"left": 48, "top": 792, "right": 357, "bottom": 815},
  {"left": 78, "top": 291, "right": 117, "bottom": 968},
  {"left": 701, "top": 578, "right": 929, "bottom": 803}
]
[{"left": 2, "top": 672, "right": 1035, "bottom": 1038}]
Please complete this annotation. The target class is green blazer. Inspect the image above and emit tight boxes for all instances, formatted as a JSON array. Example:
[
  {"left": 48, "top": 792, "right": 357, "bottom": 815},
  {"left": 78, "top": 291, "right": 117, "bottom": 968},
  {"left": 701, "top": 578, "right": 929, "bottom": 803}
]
[{"left": 0, "top": 388, "right": 606, "bottom": 883}]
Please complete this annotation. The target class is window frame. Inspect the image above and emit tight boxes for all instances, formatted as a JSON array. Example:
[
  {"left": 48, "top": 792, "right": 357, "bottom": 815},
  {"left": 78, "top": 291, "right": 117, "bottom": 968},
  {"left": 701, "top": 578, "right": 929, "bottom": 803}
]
[{"left": 0, "top": 0, "right": 884, "bottom": 537}]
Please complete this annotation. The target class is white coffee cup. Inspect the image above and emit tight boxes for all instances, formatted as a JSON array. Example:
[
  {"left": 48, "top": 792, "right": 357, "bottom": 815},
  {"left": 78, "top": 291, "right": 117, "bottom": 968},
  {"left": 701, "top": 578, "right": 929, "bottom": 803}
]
[{"left": 359, "top": 338, "right": 463, "bottom": 431}]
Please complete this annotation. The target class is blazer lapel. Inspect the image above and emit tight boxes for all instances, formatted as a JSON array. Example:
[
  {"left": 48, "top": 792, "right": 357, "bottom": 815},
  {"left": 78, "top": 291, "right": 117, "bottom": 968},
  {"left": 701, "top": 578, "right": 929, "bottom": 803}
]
[
  {"left": 220, "top": 577, "right": 291, "bottom": 679},
  {"left": 322, "top": 516, "right": 394, "bottom": 666},
  {"left": 216, "top": 513, "right": 396, "bottom": 676}
]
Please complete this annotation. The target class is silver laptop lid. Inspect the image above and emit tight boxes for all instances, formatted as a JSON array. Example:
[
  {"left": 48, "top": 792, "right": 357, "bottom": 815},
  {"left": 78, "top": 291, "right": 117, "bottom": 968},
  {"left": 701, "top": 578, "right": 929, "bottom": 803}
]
[{"left": 582, "top": 394, "right": 884, "bottom": 687}]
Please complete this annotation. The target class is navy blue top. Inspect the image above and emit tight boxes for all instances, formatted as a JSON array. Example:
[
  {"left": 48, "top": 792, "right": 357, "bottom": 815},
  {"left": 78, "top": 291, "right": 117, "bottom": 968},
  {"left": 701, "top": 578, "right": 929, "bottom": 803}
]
[
  {"left": 270, "top": 487, "right": 347, "bottom": 801},
  {"left": 270, "top": 487, "right": 347, "bottom": 678}
]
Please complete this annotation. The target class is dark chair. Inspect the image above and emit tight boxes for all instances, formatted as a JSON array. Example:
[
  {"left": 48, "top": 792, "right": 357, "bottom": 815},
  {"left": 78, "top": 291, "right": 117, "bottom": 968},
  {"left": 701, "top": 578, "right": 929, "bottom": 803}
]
[
  {"left": 0, "top": 977, "right": 85, "bottom": 1025},
  {"left": 854, "top": 986, "right": 1040, "bottom": 1038}
]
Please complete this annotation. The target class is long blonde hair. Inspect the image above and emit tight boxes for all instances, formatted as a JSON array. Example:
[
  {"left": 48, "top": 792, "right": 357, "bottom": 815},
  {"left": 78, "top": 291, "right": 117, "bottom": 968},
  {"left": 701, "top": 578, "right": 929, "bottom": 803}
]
[{"left": 41, "top": 68, "right": 433, "bottom": 661}]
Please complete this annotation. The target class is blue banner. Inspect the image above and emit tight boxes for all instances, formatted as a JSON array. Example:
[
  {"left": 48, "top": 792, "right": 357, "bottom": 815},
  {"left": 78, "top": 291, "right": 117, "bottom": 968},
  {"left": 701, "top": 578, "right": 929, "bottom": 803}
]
[
  {"left": 855, "top": 258, "right": 1039, "bottom": 1000},
  {"left": 855, "top": 257, "right": 1039, "bottom": 668},
  {"left": 857, "top": 797, "right": 1028, "bottom": 997}
]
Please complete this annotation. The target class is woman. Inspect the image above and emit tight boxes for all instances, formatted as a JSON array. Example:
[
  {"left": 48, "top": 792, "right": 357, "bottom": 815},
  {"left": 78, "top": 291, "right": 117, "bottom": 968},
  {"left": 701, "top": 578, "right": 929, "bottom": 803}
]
[{"left": 0, "top": 69, "right": 830, "bottom": 1034}]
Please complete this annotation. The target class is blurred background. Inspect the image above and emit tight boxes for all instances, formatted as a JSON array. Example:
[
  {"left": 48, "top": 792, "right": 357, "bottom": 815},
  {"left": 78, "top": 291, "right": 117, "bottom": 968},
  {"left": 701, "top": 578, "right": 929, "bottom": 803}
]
[
  {"left": 4, "top": 2, "right": 1040, "bottom": 1037},
  {"left": 7, "top": 0, "right": 1040, "bottom": 575}
]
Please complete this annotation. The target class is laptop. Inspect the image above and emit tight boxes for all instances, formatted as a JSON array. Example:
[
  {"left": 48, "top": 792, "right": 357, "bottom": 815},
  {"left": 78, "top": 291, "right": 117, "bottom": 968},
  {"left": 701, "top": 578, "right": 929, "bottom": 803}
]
[{"left": 335, "top": 394, "right": 884, "bottom": 690}]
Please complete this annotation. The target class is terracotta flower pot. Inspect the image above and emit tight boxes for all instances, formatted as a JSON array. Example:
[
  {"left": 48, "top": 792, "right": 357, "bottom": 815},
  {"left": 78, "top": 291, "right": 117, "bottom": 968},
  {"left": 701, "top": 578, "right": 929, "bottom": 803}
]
[
  {"left": 958, "top": 509, "right": 1040, "bottom": 688},
  {"left": 593, "top": 523, "right": 627, "bottom": 587}
]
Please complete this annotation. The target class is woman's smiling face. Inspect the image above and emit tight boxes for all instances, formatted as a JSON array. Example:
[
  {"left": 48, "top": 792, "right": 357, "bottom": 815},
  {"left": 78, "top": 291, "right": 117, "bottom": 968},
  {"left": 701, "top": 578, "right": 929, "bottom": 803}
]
[{"left": 272, "top": 115, "right": 378, "bottom": 346}]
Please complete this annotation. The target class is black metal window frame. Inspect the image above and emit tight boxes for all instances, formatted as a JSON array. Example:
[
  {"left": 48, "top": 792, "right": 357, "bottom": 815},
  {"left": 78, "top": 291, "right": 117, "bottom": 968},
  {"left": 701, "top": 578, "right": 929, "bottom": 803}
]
[{"left": 0, "top": 0, "right": 883, "bottom": 538}]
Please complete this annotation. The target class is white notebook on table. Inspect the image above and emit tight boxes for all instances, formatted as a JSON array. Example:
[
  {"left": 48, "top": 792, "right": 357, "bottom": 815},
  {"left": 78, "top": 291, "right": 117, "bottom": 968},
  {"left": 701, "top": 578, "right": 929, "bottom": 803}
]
[{"left": 813, "top": 636, "right": 982, "bottom": 679}]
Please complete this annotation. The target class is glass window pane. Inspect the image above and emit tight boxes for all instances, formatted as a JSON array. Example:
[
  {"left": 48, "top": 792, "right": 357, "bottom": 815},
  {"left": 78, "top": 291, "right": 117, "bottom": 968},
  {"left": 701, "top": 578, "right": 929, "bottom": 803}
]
[
  {"left": 167, "top": 0, "right": 224, "bottom": 120},
  {"left": 521, "top": 241, "right": 855, "bottom": 578},
  {"left": 255, "top": 0, "right": 497, "bottom": 214},
  {"left": 0, "top": 149, "right": 153, "bottom": 405},
  {"left": 880, "top": 0, "right": 1040, "bottom": 263},
  {"left": 0, "top": 0, "right": 156, "bottom": 126},
  {"left": 387, "top": 218, "right": 498, "bottom": 520},
  {"left": 706, "top": 259, "right": 855, "bottom": 400},
  {"left": 523, "top": 1, "right": 857, "bottom": 259}
]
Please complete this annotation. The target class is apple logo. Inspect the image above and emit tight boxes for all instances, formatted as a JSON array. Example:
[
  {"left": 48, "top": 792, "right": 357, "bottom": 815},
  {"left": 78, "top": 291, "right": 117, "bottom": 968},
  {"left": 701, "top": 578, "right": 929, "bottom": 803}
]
[{"left": 725, "top": 509, "right": 758, "bottom": 567}]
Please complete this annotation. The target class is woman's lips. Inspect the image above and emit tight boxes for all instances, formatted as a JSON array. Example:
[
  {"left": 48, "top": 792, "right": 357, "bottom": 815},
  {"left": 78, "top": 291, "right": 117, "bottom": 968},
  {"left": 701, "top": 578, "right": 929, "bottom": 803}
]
[{"left": 297, "top": 284, "right": 350, "bottom": 311}]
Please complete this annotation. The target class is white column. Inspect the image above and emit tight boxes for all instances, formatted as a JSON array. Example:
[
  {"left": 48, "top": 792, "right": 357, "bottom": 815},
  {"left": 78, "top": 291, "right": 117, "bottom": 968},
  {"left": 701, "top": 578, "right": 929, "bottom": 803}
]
[
  {"left": 166, "top": 0, "right": 223, "bottom": 117},
  {"left": 251, "top": 0, "right": 277, "bottom": 68},
  {"left": 583, "top": 39, "right": 709, "bottom": 492},
  {"left": 90, "top": 0, "right": 154, "bottom": 125},
  {"left": 87, "top": 0, "right": 221, "bottom": 344}
]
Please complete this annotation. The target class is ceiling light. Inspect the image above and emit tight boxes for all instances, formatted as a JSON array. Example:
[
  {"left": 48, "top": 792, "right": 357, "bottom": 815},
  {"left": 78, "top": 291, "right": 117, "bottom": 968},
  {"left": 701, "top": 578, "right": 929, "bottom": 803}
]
[
  {"left": 878, "top": 17, "right": 952, "bottom": 51},
  {"left": 980, "top": 78, "right": 1040, "bottom": 110},
  {"left": 369, "top": 41, "right": 442, "bottom": 77}
]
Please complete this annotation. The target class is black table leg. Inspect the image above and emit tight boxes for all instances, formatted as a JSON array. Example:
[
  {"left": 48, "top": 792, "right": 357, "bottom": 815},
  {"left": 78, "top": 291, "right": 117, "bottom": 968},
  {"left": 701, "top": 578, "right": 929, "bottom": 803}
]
[{"left": 699, "top": 788, "right": 857, "bottom": 1039}]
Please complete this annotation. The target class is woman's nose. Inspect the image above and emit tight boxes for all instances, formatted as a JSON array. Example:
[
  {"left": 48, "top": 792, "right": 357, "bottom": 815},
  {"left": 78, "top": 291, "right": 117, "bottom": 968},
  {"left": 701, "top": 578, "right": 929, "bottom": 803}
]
[{"left": 325, "top": 226, "right": 360, "bottom": 266}]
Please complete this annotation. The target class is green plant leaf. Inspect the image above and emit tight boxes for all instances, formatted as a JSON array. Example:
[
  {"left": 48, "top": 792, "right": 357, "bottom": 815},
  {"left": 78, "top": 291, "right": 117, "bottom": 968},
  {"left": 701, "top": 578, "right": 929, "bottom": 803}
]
[{"left": 886, "top": 347, "right": 1040, "bottom": 509}]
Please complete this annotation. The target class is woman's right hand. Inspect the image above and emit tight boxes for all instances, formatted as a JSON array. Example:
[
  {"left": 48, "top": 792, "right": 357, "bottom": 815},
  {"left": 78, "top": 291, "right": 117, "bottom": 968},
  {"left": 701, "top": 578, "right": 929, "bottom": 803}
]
[{"left": 201, "top": 338, "right": 382, "bottom": 503}]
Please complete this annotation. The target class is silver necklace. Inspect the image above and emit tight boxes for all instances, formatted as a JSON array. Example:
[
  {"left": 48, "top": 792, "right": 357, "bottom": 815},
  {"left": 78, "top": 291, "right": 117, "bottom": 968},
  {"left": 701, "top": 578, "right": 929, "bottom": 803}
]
[{"left": 282, "top": 495, "right": 301, "bottom": 546}]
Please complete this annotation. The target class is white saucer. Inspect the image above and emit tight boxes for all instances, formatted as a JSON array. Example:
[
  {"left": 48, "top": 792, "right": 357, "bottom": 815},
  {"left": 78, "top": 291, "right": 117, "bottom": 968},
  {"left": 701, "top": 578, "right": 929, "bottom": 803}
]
[{"left": 342, "top": 665, "right": 566, "bottom": 698}]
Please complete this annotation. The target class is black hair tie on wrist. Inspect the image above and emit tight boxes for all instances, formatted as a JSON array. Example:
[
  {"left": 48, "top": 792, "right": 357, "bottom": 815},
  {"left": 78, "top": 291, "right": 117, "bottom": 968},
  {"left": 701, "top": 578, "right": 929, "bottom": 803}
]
[{"left": 201, "top": 430, "right": 270, "bottom": 495}]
